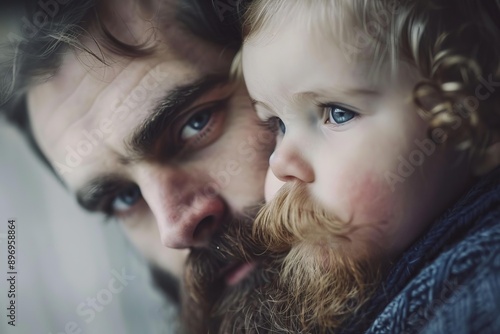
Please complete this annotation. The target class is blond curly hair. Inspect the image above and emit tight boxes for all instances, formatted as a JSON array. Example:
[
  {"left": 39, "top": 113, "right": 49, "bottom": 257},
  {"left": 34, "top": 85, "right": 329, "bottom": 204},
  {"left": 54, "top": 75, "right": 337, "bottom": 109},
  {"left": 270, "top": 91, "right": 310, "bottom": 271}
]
[{"left": 238, "top": 0, "right": 500, "bottom": 173}]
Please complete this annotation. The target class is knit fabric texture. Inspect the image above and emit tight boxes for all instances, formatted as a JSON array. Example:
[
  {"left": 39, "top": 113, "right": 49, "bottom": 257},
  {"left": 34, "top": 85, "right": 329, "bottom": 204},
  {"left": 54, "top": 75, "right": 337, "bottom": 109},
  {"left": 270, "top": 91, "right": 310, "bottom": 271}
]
[{"left": 340, "top": 167, "right": 500, "bottom": 334}]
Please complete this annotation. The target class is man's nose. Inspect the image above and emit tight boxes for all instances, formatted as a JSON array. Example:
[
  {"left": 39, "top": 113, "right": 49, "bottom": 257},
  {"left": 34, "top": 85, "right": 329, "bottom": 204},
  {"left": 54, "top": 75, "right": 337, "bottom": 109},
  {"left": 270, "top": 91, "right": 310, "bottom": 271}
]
[
  {"left": 269, "top": 137, "right": 315, "bottom": 184},
  {"left": 139, "top": 167, "right": 225, "bottom": 249}
]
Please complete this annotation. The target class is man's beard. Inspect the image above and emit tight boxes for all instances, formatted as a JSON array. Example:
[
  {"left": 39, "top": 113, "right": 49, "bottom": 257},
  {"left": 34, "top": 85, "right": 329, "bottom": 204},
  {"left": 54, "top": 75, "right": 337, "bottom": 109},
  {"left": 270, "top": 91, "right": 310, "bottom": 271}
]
[{"left": 182, "top": 183, "right": 386, "bottom": 333}]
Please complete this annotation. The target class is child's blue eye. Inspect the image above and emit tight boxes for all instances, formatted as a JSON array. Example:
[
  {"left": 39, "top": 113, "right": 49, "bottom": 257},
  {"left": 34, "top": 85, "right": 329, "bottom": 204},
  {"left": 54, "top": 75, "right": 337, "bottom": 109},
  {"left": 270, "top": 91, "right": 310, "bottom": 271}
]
[
  {"left": 278, "top": 118, "right": 286, "bottom": 134},
  {"left": 328, "top": 106, "right": 358, "bottom": 124}
]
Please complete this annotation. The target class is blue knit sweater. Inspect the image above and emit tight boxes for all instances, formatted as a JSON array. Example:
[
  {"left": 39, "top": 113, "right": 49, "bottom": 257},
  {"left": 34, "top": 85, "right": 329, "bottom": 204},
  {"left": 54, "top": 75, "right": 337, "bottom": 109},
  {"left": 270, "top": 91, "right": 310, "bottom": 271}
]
[{"left": 346, "top": 167, "right": 500, "bottom": 334}]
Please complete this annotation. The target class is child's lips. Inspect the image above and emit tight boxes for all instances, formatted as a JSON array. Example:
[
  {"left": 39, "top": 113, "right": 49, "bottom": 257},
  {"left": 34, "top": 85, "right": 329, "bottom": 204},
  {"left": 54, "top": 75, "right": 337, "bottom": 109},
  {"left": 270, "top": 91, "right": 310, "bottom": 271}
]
[{"left": 220, "top": 261, "right": 257, "bottom": 286}]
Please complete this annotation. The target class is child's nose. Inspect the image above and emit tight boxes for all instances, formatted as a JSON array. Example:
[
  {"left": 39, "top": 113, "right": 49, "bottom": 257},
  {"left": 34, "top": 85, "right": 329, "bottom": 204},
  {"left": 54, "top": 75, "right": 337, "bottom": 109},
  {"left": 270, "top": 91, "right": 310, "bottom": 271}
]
[{"left": 269, "top": 142, "right": 315, "bottom": 184}]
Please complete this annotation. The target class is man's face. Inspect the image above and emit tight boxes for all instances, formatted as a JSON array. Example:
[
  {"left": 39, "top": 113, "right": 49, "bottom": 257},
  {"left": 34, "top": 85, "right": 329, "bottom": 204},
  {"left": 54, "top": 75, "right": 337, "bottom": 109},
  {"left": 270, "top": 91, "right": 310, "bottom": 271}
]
[{"left": 27, "top": 5, "right": 272, "bottom": 277}]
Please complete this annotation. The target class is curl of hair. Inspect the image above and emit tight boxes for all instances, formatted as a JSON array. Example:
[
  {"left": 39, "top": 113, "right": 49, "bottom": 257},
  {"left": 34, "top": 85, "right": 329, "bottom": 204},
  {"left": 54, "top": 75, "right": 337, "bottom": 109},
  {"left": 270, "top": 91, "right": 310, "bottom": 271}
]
[{"left": 400, "top": 0, "right": 500, "bottom": 170}]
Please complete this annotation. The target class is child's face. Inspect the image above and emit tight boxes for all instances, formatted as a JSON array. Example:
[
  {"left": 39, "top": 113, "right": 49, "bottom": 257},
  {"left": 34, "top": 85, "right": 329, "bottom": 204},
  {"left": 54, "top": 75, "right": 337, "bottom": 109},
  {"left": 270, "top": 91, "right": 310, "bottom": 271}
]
[{"left": 243, "top": 20, "right": 472, "bottom": 257}]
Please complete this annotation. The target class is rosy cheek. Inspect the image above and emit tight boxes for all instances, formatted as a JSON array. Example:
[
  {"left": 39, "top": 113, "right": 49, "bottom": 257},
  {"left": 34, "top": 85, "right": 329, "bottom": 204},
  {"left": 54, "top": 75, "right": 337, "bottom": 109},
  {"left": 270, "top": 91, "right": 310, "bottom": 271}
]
[{"left": 346, "top": 172, "right": 395, "bottom": 227}]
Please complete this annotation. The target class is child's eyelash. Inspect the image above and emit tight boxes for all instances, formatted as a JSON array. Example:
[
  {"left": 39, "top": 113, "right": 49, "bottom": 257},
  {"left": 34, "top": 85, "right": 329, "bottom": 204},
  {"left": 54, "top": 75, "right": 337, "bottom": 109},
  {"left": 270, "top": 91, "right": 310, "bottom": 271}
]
[{"left": 258, "top": 117, "right": 280, "bottom": 134}]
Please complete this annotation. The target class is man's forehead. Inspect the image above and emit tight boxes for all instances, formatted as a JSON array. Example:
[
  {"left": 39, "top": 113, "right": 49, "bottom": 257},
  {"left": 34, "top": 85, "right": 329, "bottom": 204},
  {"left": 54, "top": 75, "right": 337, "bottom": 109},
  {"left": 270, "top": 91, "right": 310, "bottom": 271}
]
[
  {"left": 32, "top": 51, "right": 187, "bottom": 134},
  {"left": 25, "top": 0, "right": 239, "bottom": 191},
  {"left": 27, "top": 0, "right": 234, "bottom": 151}
]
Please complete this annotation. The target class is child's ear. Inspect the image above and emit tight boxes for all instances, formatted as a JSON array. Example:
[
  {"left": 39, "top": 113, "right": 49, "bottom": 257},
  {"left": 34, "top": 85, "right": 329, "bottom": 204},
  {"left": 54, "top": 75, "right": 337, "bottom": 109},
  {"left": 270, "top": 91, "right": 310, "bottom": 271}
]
[{"left": 474, "top": 135, "right": 500, "bottom": 175}]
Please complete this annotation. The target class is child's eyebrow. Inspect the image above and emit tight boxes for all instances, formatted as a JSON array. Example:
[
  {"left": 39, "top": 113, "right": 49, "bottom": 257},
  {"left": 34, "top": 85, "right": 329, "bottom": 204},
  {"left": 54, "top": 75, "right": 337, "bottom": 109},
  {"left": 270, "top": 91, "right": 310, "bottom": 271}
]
[{"left": 292, "top": 88, "right": 381, "bottom": 101}]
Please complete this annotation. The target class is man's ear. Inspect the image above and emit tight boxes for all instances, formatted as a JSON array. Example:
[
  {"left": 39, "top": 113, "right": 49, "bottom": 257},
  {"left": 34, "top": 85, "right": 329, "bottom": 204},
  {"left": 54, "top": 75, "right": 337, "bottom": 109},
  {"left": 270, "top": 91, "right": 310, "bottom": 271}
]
[{"left": 474, "top": 134, "right": 500, "bottom": 175}]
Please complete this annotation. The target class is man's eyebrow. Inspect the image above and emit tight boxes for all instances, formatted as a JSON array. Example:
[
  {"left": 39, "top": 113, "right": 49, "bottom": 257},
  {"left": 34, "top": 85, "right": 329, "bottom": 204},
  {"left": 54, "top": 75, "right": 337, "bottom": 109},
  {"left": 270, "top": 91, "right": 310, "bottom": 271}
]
[
  {"left": 76, "top": 175, "right": 128, "bottom": 212},
  {"left": 127, "top": 75, "right": 229, "bottom": 160}
]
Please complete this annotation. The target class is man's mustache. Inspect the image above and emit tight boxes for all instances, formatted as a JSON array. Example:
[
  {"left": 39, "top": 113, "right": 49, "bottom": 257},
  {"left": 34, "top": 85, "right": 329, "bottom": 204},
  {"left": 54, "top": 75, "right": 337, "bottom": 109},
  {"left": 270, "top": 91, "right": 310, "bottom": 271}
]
[
  {"left": 183, "top": 204, "right": 264, "bottom": 303},
  {"left": 182, "top": 204, "right": 274, "bottom": 333},
  {"left": 186, "top": 182, "right": 348, "bottom": 284},
  {"left": 253, "top": 182, "right": 353, "bottom": 253}
]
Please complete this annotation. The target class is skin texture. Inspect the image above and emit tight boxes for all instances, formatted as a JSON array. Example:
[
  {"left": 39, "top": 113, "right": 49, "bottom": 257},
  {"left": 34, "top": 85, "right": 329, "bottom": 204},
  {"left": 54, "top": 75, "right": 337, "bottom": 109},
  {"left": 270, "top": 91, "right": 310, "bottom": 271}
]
[{"left": 27, "top": 0, "right": 272, "bottom": 278}]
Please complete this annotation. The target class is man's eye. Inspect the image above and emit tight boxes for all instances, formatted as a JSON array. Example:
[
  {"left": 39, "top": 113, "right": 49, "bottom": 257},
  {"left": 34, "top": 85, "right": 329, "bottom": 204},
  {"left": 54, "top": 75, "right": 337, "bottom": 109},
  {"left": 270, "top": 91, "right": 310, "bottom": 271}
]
[
  {"left": 110, "top": 185, "right": 142, "bottom": 214},
  {"left": 181, "top": 109, "right": 213, "bottom": 140},
  {"left": 327, "top": 106, "right": 358, "bottom": 124}
]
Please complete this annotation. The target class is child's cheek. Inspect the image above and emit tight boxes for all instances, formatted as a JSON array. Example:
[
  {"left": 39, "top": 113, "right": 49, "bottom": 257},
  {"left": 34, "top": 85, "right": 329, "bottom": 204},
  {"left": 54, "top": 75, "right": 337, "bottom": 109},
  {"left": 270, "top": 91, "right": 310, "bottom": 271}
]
[{"left": 346, "top": 172, "right": 396, "bottom": 229}]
